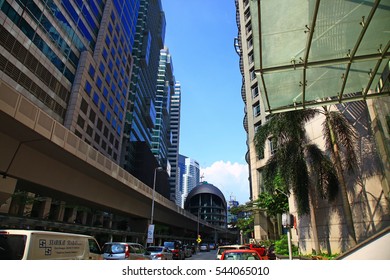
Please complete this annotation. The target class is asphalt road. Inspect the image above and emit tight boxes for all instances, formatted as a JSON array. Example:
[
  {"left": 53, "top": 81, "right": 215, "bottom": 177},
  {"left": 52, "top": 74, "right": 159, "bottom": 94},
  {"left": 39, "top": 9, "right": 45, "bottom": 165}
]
[{"left": 187, "top": 250, "right": 218, "bottom": 260}]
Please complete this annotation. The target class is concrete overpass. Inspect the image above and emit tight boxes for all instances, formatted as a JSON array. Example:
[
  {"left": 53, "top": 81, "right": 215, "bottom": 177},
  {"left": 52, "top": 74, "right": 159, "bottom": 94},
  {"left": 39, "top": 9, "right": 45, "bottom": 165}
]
[{"left": 0, "top": 81, "right": 234, "bottom": 244}]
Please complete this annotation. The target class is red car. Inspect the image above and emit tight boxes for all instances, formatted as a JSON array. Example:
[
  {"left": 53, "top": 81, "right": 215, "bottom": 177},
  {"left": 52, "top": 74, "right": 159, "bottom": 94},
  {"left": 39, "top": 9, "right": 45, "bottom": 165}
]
[{"left": 220, "top": 249, "right": 263, "bottom": 260}]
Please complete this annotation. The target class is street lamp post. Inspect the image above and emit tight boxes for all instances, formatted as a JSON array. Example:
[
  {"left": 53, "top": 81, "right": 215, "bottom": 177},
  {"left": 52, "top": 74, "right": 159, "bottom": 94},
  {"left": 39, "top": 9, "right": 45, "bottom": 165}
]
[
  {"left": 147, "top": 166, "right": 163, "bottom": 245},
  {"left": 275, "top": 188, "right": 293, "bottom": 260},
  {"left": 150, "top": 167, "right": 163, "bottom": 225}
]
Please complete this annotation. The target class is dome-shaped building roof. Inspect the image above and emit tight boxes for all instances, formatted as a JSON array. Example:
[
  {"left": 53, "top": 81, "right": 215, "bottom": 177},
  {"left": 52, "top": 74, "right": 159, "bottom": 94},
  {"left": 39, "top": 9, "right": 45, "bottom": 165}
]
[
  {"left": 184, "top": 182, "right": 227, "bottom": 209},
  {"left": 184, "top": 182, "right": 227, "bottom": 228}
]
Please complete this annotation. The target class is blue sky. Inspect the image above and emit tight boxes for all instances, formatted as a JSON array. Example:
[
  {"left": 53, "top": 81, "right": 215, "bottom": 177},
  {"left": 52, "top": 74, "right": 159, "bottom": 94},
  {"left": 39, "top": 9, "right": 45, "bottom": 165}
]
[{"left": 162, "top": 0, "right": 250, "bottom": 204}]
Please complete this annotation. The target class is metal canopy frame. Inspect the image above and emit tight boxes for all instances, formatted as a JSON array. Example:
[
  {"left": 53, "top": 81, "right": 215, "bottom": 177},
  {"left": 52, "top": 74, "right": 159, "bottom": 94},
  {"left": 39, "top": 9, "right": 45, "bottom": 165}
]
[{"left": 252, "top": 0, "right": 390, "bottom": 113}]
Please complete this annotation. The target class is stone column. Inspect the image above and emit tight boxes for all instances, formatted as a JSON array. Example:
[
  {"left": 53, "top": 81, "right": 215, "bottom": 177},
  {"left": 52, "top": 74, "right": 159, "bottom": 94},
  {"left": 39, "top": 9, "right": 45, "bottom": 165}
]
[
  {"left": 0, "top": 177, "right": 17, "bottom": 213},
  {"left": 39, "top": 197, "right": 52, "bottom": 219}
]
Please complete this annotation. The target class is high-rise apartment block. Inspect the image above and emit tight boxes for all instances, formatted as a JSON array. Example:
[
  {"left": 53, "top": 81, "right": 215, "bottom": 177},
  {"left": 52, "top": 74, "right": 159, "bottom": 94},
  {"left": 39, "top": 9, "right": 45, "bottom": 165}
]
[{"left": 236, "top": 0, "right": 389, "bottom": 254}]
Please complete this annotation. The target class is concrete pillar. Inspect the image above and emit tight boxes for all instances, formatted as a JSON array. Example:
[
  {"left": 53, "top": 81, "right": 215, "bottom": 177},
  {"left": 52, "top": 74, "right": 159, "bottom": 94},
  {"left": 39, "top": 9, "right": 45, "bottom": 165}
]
[
  {"left": 0, "top": 197, "right": 12, "bottom": 214},
  {"left": 253, "top": 210, "right": 268, "bottom": 241},
  {"left": 66, "top": 208, "right": 77, "bottom": 223},
  {"left": 0, "top": 177, "right": 17, "bottom": 211},
  {"left": 55, "top": 201, "right": 66, "bottom": 221},
  {"left": 39, "top": 197, "right": 52, "bottom": 219},
  {"left": 80, "top": 211, "right": 88, "bottom": 224},
  {"left": 23, "top": 192, "right": 35, "bottom": 217},
  {"left": 132, "top": 218, "right": 148, "bottom": 245}
]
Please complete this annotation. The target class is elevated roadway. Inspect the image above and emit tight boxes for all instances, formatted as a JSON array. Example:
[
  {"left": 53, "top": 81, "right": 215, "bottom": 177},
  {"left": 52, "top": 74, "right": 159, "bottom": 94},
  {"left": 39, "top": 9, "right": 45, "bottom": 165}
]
[{"left": 0, "top": 81, "right": 230, "bottom": 242}]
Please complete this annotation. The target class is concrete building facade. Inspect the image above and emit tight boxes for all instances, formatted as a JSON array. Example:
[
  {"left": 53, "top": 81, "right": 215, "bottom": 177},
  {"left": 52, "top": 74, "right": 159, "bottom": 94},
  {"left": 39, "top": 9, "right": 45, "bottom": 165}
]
[{"left": 0, "top": 0, "right": 140, "bottom": 164}]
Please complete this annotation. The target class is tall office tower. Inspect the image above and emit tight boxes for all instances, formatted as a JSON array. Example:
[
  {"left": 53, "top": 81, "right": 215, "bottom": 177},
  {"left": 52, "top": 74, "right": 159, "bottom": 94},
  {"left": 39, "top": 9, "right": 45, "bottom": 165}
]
[
  {"left": 152, "top": 47, "right": 174, "bottom": 170},
  {"left": 179, "top": 156, "right": 200, "bottom": 208},
  {"left": 227, "top": 195, "right": 239, "bottom": 228},
  {"left": 121, "top": 0, "right": 168, "bottom": 191},
  {"left": 0, "top": 0, "right": 140, "bottom": 164},
  {"left": 175, "top": 154, "right": 186, "bottom": 206},
  {"left": 167, "top": 82, "right": 182, "bottom": 201}
]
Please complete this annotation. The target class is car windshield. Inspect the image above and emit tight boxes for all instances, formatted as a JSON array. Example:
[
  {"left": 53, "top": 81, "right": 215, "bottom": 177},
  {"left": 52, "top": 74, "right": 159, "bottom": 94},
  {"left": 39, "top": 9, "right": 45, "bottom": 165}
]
[
  {"left": 224, "top": 252, "right": 260, "bottom": 260},
  {"left": 0, "top": 234, "right": 26, "bottom": 260},
  {"left": 219, "top": 246, "right": 248, "bottom": 254},
  {"left": 163, "top": 242, "right": 178, "bottom": 249},
  {"left": 147, "top": 247, "right": 162, "bottom": 252},
  {"left": 103, "top": 244, "right": 125, "bottom": 254}
]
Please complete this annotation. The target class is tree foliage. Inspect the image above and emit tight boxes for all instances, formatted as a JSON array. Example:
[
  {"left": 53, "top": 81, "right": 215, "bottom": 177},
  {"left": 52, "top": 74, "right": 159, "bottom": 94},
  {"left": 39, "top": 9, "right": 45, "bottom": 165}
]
[{"left": 254, "top": 109, "right": 340, "bottom": 216}]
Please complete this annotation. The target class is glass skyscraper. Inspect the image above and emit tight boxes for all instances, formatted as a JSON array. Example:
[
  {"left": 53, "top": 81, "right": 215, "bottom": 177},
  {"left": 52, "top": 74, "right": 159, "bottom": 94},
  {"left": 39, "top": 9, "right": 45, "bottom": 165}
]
[
  {"left": 121, "top": 0, "right": 166, "bottom": 172},
  {"left": 177, "top": 155, "right": 200, "bottom": 208},
  {"left": 152, "top": 47, "right": 174, "bottom": 169},
  {"left": 167, "top": 81, "right": 182, "bottom": 201}
]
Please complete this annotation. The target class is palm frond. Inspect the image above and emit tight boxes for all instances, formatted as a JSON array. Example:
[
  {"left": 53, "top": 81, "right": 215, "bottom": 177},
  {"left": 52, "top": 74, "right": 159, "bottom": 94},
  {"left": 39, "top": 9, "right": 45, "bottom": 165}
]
[
  {"left": 254, "top": 121, "right": 271, "bottom": 157},
  {"left": 323, "top": 110, "right": 359, "bottom": 172},
  {"left": 291, "top": 155, "right": 310, "bottom": 215},
  {"left": 263, "top": 155, "right": 278, "bottom": 191},
  {"left": 306, "top": 144, "right": 339, "bottom": 201}
]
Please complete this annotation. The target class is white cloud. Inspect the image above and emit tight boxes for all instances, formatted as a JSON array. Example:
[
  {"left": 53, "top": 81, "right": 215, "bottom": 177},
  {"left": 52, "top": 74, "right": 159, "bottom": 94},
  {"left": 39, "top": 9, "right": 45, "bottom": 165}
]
[{"left": 200, "top": 161, "right": 250, "bottom": 204}]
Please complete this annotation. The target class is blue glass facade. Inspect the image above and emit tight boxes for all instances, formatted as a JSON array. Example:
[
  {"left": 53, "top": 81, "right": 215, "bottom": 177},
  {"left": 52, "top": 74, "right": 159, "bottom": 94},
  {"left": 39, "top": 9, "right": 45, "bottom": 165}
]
[{"left": 121, "top": 0, "right": 166, "bottom": 172}]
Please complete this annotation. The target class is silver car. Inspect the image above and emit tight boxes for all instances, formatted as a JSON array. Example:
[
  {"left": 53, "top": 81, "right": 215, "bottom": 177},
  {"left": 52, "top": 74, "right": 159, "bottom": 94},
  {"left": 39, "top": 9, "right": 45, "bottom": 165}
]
[
  {"left": 102, "top": 242, "right": 152, "bottom": 260},
  {"left": 146, "top": 246, "right": 173, "bottom": 260}
]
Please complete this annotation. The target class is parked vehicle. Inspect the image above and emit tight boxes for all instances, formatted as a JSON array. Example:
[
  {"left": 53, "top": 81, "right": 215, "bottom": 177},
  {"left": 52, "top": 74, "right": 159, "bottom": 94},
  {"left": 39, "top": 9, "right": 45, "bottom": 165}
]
[
  {"left": 0, "top": 229, "right": 102, "bottom": 260},
  {"left": 220, "top": 249, "right": 263, "bottom": 260},
  {"left": 102, "top": 242, "right": 151, "bottom": 260},
  {"left": 146, "top": 246, "right": 173, "bottom": 260},
  {"left": 163, "top": 240, "right": 184, "bottom": 260},
  {"left": 216, "top": 244, "right": 250, "bottom": 260},
  {"left": 248, "top": 244, "right": 268, "bottom": 258},
  {"left": 188, "top": 244, "right": 197, "bottom": 255},
  {"left": 208, "top": 243, "right": 216, "bottom": 250},
  {"left": 267, "top": 243, "right": 276, "bottom": 260},
  {"left": 199, "top": 243, "right": 210, "bottom": 252},
  {"left": 182, "top": 245, "right": 192, "bottom": 258}
]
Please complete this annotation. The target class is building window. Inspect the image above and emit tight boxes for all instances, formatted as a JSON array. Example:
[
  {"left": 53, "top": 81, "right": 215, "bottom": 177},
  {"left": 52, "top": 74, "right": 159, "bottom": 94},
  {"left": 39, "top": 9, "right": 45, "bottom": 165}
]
[
  {"left": 86, "top": 125, "right": 93, "bottom": 137},
  {"left": 88, "top": 65, "right": 95, "bottom": 79},
  {"left": 77, "top": 115, "right": 85, "bottom": 129},
  {"left": 80, "top": 98, "right": 88, "bottom": 114},
  {"left": 245, "top": 22, "right": 252, "bottom": 34},
  {"left": 253, "top": 102, "right": 261, "bottom": 117},
  {"left": 247, "top": 37, "right": 253, "bottom": 49},
  {"left": 99, "top": 62, "right": 105, "bottom": 74},
  {"left": 251, "top": 86, "right": 259, "bottom": 99},
  {"left": 269, "top": 137, "right": 277, "bottom": 156},
  {"left": 250, "top": 69, "right": 256, "bottom": 81},
  {"left": 93, "top": 92, "right": 99, "bottom": 105},
  {"left": 254, "top": 120, "right": 262, "bottom": 133},
  {"left": 244, "top": 9, "right": 251, "bottom": 21},
  {"left": 85, "top": 81, "right": 92, "bottom": 95},
  {"left": 248, "top": 52, "right": 254, "bottom": 64},
  {"left": 96, "top": 76, "right": 102, "bottom": 89}
]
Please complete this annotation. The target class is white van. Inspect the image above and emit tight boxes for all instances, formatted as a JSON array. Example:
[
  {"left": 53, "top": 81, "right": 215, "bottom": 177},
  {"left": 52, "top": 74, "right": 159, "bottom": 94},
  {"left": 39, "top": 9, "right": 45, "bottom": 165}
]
[{"left": 0, "top": 229, "right": 102, "bottom": 260}]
